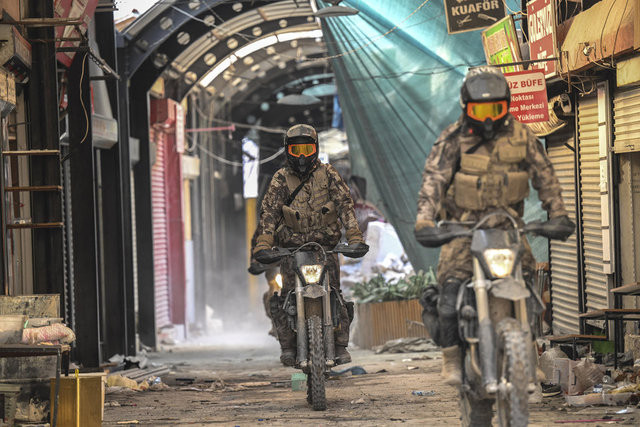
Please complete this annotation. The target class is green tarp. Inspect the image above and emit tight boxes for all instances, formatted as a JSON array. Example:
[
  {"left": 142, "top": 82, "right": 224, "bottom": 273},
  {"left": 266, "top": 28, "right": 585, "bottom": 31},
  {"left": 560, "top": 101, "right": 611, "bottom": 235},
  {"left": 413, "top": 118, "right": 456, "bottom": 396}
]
[{"left": 320, "top": 0, "right": 548, "bottom": 271}]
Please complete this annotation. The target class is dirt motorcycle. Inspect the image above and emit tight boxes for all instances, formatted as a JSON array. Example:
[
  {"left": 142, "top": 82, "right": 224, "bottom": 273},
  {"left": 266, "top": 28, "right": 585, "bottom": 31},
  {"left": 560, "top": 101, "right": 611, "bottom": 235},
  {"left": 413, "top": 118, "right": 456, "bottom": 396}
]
[
  {"left": 257, "top": 242, "right": 368, "bottom": 411},
  {"left": 416, "top": 210, "right": 573, "bottom": 427}
]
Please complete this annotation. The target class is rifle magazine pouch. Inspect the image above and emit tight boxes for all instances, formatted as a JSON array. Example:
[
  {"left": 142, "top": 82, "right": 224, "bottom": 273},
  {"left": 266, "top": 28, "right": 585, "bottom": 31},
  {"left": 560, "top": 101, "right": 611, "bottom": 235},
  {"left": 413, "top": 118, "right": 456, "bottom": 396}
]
[
  {"left": 460, "top": 153, "right": 490, "bottom": 174},
  {"left": 419, "top": 286, "right": 442, "bottom": 346},
  {"left": 503, "top": 171, "right": 530, "bottom": 205},
  {"left": 498, "top": 144, "right": 527, "bottom": 163},
  {"left": 453, "top": 173, "right": 485, "bottom": 211},
  {"left": 282, "top": 205, "right": 303, "bottom": 232},
  {"left": 320, "top": 201, "right": 338, "bottom": 226}
]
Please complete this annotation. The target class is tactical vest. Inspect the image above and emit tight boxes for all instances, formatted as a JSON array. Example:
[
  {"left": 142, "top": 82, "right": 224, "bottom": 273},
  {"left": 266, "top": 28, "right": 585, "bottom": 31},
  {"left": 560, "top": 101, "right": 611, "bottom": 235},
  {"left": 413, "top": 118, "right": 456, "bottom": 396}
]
[
  {"left": 449, "top": 122, "right": 530, "bottom": 212},
  {"left": 281, "top": 166, "right": 339, "bottom": 234}
]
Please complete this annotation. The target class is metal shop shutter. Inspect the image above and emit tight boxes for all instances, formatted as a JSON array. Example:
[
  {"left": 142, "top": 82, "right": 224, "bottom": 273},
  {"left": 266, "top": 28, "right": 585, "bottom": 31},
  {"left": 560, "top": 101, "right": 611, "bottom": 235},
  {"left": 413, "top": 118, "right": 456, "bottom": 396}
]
[
  {"left": 613, "top": 85, "right": 640, "bottom": 284},
  {"left": 547, "top": 136, "right": 581, "bottom": 334},
  {"left": 578, "top": 94, "right": 609, "bottom": 312},
  {"left": 613, "top": 85, "right": 640, "bottom": 154},
  {"left": 151, "top": 129, "right": 171, "bottom": 328}
]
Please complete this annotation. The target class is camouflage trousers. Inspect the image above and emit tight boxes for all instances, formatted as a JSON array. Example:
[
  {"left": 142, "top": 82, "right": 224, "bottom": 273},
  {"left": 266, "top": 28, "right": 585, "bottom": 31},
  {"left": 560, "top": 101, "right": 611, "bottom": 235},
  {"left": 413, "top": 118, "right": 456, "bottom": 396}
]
[
  {"left": 272, "top": 254, "right": 352, "bottom": 350},
  {"left": 436, "top": 236, "right": 536, "bottom": 347}
]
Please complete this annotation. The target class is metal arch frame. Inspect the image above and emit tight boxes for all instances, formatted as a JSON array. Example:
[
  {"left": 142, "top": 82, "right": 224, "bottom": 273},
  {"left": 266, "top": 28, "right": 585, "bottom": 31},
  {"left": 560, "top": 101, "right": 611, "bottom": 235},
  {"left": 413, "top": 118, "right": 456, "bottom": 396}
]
[
  {"left": 184, "top": 39, "right": 328, "bottom": 103},
  {"left": 123, "top": 1, "right": 315, "bottom": 77},
  {"left": 122, "top": 0, "right": 274, "bottom": 75},
  {"left": 166, "top": 23, "right": 322, "bottom": 100}
]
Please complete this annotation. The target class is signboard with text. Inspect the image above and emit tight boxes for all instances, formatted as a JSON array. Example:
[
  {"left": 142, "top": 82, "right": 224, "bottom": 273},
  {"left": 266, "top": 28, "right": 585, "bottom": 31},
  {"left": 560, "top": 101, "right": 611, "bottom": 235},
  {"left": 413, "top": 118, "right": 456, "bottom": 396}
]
[
  {"left": 527, "top": 0, "right": 558, "bottom": 78},
  {"left": 443, "top": 0, "right": 507, "bottom": 34},
  {"left": 504, "top": 70, "right": 549, "bottom": 123},
  {"left": 482, "top": 15, "right": 523, "bottom": 73}
]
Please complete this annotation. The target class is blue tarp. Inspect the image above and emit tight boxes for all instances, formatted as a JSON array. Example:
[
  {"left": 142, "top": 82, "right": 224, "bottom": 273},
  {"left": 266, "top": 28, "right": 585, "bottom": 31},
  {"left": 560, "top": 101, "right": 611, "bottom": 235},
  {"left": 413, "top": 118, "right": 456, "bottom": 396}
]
[{"left": 320, "top": 0, "right": 548, "bottom": 271}]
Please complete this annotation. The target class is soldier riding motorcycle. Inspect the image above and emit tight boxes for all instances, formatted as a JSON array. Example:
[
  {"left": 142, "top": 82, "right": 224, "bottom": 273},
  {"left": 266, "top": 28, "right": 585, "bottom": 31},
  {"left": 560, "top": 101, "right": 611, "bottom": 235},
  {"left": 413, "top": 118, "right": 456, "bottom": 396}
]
[
  {"left": 414, "top": 66, "right": 574, "bottom": 426},
  {"left": 254, "top": 124, "right": 368, "bottom": 369}
]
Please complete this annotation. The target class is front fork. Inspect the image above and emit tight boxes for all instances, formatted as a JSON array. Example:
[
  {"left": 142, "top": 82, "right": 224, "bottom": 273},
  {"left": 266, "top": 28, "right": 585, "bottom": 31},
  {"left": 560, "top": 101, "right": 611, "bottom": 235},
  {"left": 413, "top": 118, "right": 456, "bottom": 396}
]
[
  {"left": 473, "top": 258, "right": 498, "bottom": 394},
  {"left": 323, "top": 275, "right": 335, "bottom": 366},
  {"left": 474, "top": 259, "right": 537, "bottom": 394},
  {"left": 295, "top": 275, "right": 308, "bottom": 367},
  {"left": 294, "top": 274, "right": 335, "bottom": 367}
]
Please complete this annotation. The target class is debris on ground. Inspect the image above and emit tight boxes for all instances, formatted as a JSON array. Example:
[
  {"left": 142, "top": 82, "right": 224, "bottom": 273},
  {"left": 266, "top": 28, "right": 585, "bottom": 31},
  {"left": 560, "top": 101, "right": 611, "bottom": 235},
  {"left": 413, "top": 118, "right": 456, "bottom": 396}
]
[
  {"left": 351, "top": 398, "right": 366, "bottom": 404},
  {"left": 539, "top": 347, "right": 569, "bottom": 381},
  {"left": 329, "top": 366, "right": 367, "bottom": 376},
  {"left": 411, "top": 390, "right": 435, "bottom": 396},
  {"left": 374, "top": 337, "right": 439, "bottom": 354}
]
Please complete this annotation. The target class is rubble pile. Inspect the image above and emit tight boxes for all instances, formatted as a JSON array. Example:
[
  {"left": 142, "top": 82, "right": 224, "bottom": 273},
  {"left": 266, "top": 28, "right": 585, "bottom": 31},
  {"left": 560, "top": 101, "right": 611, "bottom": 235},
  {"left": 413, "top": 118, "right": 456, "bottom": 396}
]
[{"left": 541, "top": 347, "right": 640, "bottom": 407}]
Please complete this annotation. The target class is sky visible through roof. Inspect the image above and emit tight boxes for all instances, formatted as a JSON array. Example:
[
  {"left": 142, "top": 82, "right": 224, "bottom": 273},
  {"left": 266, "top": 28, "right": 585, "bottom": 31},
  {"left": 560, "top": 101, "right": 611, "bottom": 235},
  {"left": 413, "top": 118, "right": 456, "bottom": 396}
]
[{"left": 114, "top": 0, "right": 159, "bottom": 20}]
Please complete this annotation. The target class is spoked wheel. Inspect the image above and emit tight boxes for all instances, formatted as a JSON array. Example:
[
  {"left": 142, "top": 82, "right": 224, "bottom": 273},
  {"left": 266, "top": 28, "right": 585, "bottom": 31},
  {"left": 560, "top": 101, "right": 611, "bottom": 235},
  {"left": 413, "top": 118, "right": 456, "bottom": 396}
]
[
  {"left": 495, "top": 318, "right": 529, "bottom": 427},
  {"left": 307, "top": 315, "right": 326, "bottom": 411},
  {"left": 459, "top": 390, "right": 493, "bottom": 427}
]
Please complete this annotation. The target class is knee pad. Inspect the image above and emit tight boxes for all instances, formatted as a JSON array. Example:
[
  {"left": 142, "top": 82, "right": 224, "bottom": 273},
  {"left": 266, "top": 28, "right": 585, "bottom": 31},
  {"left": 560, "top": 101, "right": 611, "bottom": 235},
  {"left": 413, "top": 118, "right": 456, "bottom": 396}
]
[{"left": 438, "top": 277, "right": 464, "bottom": 319}]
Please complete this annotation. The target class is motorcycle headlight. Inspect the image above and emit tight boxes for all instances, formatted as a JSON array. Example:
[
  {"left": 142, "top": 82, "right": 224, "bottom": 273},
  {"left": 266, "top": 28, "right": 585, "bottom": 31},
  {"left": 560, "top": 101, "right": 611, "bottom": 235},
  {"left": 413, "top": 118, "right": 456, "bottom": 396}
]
[
  {"left": 300, "top": 265, "right": 323, "bottom": 284},
  {"left": 483, "top": 249, "right": 515, "bottom": 278},
  {"left": 275, "top": 273, "right": 283, "bottom": 289}
]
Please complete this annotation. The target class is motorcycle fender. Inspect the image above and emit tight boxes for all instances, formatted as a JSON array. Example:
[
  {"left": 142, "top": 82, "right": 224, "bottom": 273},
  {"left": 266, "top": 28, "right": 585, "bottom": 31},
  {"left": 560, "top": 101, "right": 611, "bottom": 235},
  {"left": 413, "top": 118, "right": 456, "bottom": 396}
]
[
  {"left": 490, "top": 278, "right": 530, "bottom": 301},
  {"left": 301, "top": 284, "right": 326, "bottom": 299}
]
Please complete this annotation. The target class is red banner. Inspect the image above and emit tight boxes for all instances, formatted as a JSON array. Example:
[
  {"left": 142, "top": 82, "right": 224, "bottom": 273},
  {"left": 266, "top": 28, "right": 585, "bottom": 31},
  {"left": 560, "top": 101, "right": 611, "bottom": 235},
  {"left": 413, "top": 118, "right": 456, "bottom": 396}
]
[
  {"left": 504, "top": 70, "right": 549, "bottom": 123},
  {"left": 527, "top": 0, "right": 558, "bottom": 78}
]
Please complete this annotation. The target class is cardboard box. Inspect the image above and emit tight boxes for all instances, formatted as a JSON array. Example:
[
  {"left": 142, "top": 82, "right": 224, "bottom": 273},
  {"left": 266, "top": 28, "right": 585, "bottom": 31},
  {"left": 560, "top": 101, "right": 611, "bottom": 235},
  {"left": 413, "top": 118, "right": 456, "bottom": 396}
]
[{"left": 552, "top": 358, "right": 581, "bottom": 395}]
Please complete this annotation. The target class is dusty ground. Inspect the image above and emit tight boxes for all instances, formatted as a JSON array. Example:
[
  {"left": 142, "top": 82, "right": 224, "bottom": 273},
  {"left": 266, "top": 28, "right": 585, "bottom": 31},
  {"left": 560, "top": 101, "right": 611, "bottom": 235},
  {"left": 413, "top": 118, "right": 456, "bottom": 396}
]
[{"left": 103, "top": 333, "right": 638, "bottom": 426}]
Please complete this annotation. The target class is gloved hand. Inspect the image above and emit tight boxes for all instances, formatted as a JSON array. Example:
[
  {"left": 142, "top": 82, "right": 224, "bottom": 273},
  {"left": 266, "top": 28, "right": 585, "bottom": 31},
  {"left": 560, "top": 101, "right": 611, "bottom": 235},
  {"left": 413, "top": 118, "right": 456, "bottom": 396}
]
[
  {"left": 248, "top": 261, "right": 268, "bottom": 275},
  {"left": 254, "top": 249, "right": 280, "bottom": 265},
  {"left": 414, "top": 220, "right": 465, "bottom": 248},
  {"left": 342, "top": 242, "right": 369, "bottom": 259},
  {"left": 544, "top": 215, "right": 575, "bottom": 241}
]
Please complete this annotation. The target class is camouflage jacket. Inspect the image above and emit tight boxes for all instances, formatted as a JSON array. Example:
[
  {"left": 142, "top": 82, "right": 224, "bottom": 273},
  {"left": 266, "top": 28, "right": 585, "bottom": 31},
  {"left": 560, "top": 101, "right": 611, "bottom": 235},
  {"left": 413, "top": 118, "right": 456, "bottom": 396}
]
[
  {"left": 416, "top": 115, "right": 568, "bottom": 224},
  {"left": 255, "top": 161, "right": 363, "bottom": 251}
]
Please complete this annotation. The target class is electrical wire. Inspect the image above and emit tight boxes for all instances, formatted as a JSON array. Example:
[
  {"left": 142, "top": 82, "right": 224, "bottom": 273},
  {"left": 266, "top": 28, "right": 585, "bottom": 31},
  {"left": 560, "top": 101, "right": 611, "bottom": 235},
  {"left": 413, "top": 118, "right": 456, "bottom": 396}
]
[
  {"left": 79, "top": 52, "right": 89, "bottom": 144},
  {"left": 305, "top": 0, "right": 433, "bottom": 62},
  {"left": 197, "top": 140, "right": 285, "bottom": 166},
  {"left": 610, "top": 0, "right": 631, "bottom": 67},
  {"left": 195, "top": 107, "right": 287, "bottom": 133}
]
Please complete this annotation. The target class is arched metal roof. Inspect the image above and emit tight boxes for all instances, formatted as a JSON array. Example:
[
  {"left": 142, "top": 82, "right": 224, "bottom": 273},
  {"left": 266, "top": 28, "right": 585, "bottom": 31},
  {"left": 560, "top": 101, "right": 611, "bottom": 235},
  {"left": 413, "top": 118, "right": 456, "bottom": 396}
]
[{"left": 121, "top": 0, "right": 329, "bottom": 104}]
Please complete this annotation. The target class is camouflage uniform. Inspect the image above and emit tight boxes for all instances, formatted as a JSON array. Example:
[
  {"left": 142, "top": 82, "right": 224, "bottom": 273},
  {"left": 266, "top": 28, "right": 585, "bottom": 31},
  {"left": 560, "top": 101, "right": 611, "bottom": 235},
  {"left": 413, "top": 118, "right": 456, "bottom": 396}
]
[
  {"left": 416, "top": 115, "right": 567, "bottom": 347},
  {"left": 255, "top": 160, "right": 363, "bottom": 351}
]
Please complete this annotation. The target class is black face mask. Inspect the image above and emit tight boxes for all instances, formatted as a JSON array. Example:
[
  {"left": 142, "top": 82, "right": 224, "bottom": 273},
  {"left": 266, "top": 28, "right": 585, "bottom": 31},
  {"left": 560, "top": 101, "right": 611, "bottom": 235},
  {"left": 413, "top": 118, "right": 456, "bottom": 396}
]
[
  {"left": 287, "top": 153, "right": 316, "bottom": 176},
  {"left": 465, "top": 115, "right": 506, "bottom": 141}
]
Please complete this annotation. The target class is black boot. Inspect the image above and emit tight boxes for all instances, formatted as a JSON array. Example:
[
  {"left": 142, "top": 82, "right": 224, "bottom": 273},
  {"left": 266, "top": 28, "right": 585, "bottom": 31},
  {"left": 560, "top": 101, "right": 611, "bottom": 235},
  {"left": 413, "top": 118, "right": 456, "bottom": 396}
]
[
  {"left": 280, "top": 348, "right": 296, "bottom": 366},
  {"left": 335, "top": 346, "right": 351, "bottom": 365}
]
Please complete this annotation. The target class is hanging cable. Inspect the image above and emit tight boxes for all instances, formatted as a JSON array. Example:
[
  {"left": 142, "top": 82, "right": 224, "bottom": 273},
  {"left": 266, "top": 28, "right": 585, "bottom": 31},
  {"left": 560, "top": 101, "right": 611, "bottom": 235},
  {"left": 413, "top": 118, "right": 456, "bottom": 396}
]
[{"left": 198, "top": 142, "right": 285, "bottom": 167}]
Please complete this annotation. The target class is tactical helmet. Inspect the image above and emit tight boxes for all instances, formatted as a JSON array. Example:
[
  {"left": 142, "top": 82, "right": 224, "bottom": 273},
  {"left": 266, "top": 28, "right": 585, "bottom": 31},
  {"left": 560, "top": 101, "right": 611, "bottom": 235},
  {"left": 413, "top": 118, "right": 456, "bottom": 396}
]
[
  {"left": 460, "top": 66, "right": 511, "bottom": 139},
  {"left": 284, "top": 124, "right": 318, "bottom": 176}
]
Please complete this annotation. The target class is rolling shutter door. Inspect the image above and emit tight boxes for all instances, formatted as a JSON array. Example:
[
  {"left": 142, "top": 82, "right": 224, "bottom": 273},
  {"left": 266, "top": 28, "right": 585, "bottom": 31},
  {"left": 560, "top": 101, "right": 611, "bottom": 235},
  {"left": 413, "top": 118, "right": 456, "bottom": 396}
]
[
  {"left": 151, "top": 129, "right": 171, "bottom": 328},
  {"left": 613, "top": 86, "right": 640, "bottom": 154},
  {"left": 613, "top": 86, "right": 640, "bottom": 284},
  {"left": 578, "top": 94, "right": 610, "bottom": 312},
  {"left": 547, "top": 136, "right": 580, "bottom": 334}
]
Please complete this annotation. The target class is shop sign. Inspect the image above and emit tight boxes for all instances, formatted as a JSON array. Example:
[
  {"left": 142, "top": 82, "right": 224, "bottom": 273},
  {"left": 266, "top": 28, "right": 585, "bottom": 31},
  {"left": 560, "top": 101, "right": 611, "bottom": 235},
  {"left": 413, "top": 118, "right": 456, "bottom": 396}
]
[
  {"left": 526, "top": 0, "right": 558, "bottom": 78},
  {"left": 504, "top": 70, "right": 549, "bottom": 123},
  {"left": 443, "top": 0, "right": 507, "bottom": 34},
  {"left": 482, "top": 15, "right": 523, "bottom": 73}
]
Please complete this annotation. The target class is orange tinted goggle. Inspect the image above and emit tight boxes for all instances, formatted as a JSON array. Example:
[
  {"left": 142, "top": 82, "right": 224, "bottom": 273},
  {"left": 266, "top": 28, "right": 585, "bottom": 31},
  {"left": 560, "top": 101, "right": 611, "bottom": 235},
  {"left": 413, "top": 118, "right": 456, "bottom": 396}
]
[
  {"left": 466, "top": 100, "right": 509, "bottom": 122},
  {"left": 287, "top": 143, "right": 317, "bottom": 157}
]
